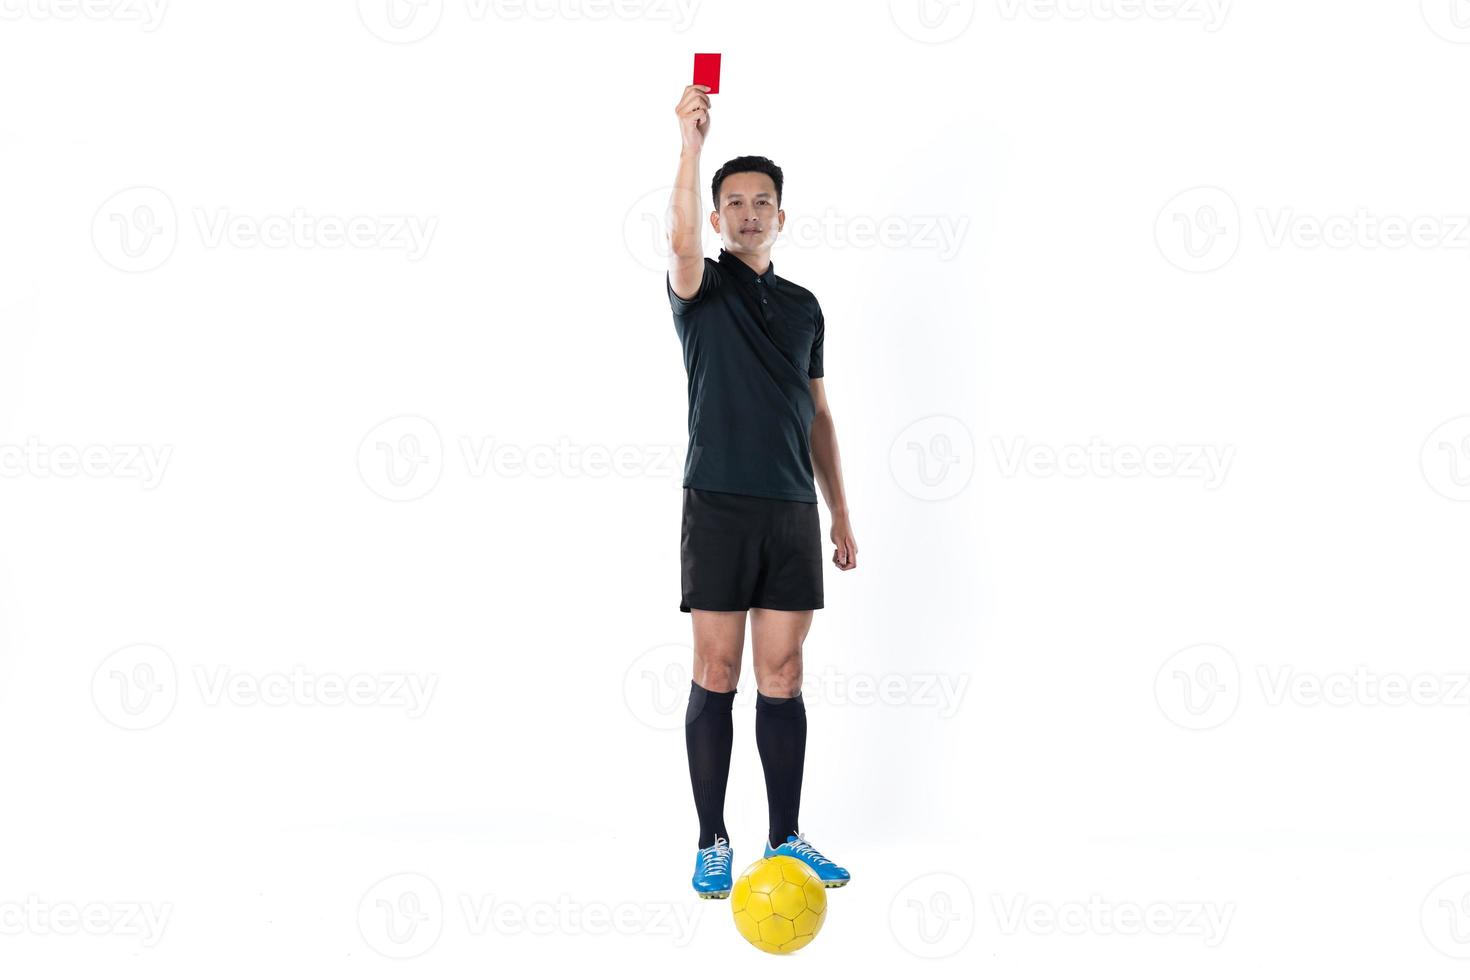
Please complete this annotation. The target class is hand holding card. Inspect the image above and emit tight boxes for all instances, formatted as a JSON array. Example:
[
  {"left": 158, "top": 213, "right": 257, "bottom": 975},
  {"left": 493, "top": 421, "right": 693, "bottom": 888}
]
[{"left": 677, "top": 76, "right": 712, "bottom": 151}]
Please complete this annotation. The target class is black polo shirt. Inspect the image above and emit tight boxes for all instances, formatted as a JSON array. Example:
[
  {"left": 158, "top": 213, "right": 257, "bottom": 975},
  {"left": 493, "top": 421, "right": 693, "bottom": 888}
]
[{"left": 667, "top": 247, "right": 825, "bottom": 503}]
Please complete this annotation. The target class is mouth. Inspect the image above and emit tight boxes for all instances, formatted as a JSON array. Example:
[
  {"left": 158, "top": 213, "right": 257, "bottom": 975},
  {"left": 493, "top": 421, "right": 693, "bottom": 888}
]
[{"left": 740, "top": 228, "right": 761, "bottom": 235}]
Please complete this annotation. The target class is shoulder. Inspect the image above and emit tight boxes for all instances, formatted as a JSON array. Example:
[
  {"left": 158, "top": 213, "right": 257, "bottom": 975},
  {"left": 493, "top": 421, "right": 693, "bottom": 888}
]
[
  {"left": 668, "top": 256, "right": 723, "bottom": 292},
  {"left": 667, "top": 257, "right": 725, "bottom": 314},
  {"left": 775, "top": 274, "right": 823, "bottom": 317},
  {"left": 775, "top": 272, "right": 819, "bottom": 304}
]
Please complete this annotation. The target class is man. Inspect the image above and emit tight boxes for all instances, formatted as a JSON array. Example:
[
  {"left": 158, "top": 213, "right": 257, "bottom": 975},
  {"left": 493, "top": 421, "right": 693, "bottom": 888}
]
[{"left": 666, "top": 83, "right": 858, "bottom": 900}]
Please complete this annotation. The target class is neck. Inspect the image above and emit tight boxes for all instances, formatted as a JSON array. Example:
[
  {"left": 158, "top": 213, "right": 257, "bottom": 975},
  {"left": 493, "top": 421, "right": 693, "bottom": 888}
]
[{"left": 723, "top": 247, "right": 771, "bottom": 277}]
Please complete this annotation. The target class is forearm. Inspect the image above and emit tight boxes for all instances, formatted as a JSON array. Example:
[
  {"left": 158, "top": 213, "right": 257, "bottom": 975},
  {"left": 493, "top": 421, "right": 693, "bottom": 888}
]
[
  {"left": 668, "top": 148, "right": 703, "bottom": 258},
  {"left": 810, "top": 410, "right": 849, "bottom": 517}
]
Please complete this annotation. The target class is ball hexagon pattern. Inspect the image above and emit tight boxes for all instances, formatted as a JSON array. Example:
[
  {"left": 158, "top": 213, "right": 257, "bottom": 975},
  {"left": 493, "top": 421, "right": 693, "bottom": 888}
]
[{"left": 730, "top": 855, "right": 828, "bottom": 954}]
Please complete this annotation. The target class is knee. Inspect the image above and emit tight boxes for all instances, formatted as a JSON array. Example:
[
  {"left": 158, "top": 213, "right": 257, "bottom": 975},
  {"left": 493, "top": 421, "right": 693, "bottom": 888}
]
[
  {"left": 694, "top": 655, "right": 740, "bottom": 693},
  {"left": 757, "top": 652, "right": 803, "bottom": 698}
]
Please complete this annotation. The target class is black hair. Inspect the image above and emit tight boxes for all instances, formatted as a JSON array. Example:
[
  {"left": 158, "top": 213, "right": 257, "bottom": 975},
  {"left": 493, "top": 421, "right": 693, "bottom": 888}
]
[{"left": 710, "top": 155, "right": 784, "bottom": 211}]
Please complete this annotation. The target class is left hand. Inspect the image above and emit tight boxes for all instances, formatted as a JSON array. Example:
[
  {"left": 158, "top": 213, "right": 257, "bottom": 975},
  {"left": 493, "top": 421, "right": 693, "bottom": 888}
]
[{"left": 830, "top": 515, "right": 858, "bottom": 570}]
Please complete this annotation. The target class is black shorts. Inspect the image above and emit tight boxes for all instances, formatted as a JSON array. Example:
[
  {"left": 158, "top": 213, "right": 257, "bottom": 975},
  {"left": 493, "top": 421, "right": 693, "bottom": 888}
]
[{"left": 680, "top": 487, "right": 824, "bottom": 613}]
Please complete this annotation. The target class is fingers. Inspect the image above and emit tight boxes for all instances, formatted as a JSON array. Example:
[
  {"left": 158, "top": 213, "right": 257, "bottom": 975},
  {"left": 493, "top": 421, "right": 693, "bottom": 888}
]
[
  {"left": 677, "top": 87, "right": 711, "bottom": 114},
  {"left": 677, "top": 105, "right": 709, "bottom": 132},
  {"left": 676, "top": 86, "right": 712, "bottom": 138},
  {"left": 831, "top": 537, "right": 857, "bottom": 570}
]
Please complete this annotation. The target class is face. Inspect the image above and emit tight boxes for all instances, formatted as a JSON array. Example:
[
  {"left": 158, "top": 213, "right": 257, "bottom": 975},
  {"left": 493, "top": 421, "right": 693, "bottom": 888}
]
[{"left": 711, "top": 171, "right": 783, "bottom": 254}]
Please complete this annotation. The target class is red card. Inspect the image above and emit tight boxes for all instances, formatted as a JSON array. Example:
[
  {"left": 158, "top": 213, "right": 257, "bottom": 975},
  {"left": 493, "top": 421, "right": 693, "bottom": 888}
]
[{"left": 693, "top": 53, "right": 720, "bottom": 94}]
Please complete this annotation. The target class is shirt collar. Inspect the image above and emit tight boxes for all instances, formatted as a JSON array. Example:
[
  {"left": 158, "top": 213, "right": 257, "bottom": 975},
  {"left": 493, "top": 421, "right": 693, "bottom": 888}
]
[{"left": 717, "top": 247, "right": 777, "bottom": 285}]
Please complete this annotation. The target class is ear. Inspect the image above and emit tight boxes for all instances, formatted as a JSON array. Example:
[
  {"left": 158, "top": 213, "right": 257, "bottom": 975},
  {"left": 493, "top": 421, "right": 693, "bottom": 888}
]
[
  {"left": 777, "top": 208, "right": 785, "bottom": 231},
  {"left": 709, "top": 210, "right": 721, "bottom": 232}
]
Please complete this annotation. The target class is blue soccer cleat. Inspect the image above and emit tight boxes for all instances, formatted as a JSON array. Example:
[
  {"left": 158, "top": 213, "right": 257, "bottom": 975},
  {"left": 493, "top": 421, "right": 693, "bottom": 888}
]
[
  {"left": 764, "top": 832, "right": 851, "bottom": 887},
  {"left": 692, "top": 835, "right": 734, "bottom": 899}
]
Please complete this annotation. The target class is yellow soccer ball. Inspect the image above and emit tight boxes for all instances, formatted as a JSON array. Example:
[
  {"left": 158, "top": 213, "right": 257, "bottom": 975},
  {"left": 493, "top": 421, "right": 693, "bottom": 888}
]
[{"left": 730, "top": 855, "right": 827, "bottom": 954}]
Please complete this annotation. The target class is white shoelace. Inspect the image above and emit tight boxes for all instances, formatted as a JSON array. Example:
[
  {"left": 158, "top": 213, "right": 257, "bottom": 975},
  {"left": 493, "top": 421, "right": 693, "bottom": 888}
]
[
  {"left": 701, "top": 836, "right": 732, "bottom": 875},
  {"left": 785, "top": 834, "right": 832, "bottom": 866}
]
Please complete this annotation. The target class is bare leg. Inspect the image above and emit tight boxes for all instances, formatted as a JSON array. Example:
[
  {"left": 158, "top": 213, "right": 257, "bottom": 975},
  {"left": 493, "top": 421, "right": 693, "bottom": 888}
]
[
  {"left": 750, "top": 608, "right": 812, "bottom": 696},
  {"left": 691, "top": 609, "right": 745, "bottom": 692}
]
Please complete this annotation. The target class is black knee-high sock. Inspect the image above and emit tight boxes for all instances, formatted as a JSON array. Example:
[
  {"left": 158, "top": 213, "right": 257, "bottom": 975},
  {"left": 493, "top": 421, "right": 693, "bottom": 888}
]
[
  {"left": 686, "top": 680, "right": 736, "bottom": 849},
  {"left": 755, "top": 691, "right": 806, "bottom": 850}
]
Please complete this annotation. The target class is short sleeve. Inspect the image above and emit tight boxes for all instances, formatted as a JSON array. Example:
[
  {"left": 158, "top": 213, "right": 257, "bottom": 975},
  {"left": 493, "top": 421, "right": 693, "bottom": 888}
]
[
  {"left": 667, "top": 258, "right": 718, "bottom": 316},
  {"left": 807, "top": 303, "right": 825, "bottom": 379}
]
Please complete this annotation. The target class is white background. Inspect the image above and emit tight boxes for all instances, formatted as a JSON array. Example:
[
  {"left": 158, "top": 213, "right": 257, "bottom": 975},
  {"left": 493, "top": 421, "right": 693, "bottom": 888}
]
[{"left": 3, "top": 0, "right": 1470, "bottom": 974}]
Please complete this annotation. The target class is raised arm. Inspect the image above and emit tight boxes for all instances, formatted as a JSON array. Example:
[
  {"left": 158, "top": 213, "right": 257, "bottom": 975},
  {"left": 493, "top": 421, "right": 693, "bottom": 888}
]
[{"left": 668, "top": 84, "right": 711, "bottom": 301}]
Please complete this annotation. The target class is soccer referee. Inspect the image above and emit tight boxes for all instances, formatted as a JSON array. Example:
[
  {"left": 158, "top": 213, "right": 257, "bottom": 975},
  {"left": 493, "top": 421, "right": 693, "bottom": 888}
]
[{"left": 667, "top": 83, "right": 857, "bottom": 899}]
